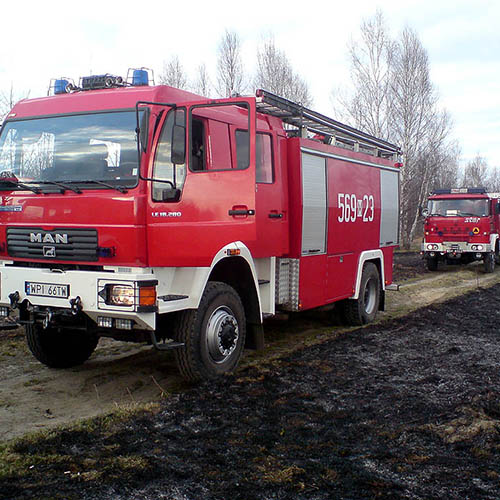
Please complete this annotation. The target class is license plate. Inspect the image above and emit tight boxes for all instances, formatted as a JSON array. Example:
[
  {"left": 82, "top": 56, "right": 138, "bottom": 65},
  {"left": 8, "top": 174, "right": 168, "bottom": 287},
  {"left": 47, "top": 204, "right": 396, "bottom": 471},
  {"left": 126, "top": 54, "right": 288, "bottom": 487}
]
[{"left": 25, "top": 282, "right": 70, "bottom": 298}]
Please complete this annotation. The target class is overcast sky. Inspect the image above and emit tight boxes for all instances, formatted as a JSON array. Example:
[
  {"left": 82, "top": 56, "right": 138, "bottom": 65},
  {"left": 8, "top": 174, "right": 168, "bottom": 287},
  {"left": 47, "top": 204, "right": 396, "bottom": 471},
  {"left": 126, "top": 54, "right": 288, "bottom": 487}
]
[{"left": 1, "top": 0, "right": 498, "bottom": 169}]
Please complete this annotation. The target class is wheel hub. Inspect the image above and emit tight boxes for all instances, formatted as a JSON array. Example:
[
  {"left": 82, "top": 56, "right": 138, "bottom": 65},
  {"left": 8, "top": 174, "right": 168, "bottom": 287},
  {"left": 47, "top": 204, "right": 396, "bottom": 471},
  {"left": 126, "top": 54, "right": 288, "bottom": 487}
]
[
  {"left": 364, "top": 279, "right": 377, "bottom": 315},
  {"left": 206, "top": 306, "right": 239, "bottom": 363}
]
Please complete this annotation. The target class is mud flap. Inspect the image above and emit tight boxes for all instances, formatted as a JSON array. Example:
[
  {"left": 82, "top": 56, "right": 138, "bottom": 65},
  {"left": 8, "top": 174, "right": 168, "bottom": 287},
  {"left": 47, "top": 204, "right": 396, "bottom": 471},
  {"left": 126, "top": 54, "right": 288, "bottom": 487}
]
[{"left": 246, "top": 322, "right": 265, "bottom": 350}]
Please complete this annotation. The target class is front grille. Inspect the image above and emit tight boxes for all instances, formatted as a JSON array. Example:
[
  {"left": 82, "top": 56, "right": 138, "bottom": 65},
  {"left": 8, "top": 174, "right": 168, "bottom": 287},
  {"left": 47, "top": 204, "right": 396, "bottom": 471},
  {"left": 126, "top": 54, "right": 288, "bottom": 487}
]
[{"left": 7, "top": 227, "right": 98, "bottom": 261}]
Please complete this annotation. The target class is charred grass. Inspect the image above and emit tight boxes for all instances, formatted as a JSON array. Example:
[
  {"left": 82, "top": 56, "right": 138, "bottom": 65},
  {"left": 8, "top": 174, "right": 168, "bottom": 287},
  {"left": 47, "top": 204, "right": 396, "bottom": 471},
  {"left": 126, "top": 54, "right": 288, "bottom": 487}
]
[{"left": 2, "top": 278, "right": 500, "bottom": 499}]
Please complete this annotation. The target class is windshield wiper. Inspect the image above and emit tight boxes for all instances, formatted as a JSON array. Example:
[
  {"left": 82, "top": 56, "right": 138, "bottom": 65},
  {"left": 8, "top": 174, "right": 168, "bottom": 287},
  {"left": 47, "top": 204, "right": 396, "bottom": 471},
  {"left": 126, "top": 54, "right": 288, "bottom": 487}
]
[
  {"left": 36, "top": 180, "right": 83, "bottom": 194},
  {"left": 65, "top": 180, "right": 128, "bottom": 193},
  {"left": 0, "top": 177, "right": 41, "bottom": 194}
]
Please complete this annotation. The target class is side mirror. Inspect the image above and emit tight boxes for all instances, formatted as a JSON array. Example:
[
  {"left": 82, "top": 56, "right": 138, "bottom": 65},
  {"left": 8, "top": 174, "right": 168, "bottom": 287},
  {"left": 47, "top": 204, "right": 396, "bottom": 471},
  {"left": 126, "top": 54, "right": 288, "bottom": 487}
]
[
  {"left": 161, "top": 187, "right": 181, "bottom": 202},
  {"left": 420, "top": 207, "right": 429, "bottom": 217},
  {"left": 171, "top": 124, "right": 186, "bottom": 165}
]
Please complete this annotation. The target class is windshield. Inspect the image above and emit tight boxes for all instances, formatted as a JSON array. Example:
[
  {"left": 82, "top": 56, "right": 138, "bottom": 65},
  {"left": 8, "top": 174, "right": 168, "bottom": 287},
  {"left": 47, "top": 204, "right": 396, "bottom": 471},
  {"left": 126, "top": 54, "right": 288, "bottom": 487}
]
[
  {"left": 428, "top": 198, "right": 489, "bottom": 217},
  {"left": 0, "top": 111, "right": 140, "bottom": 189}
]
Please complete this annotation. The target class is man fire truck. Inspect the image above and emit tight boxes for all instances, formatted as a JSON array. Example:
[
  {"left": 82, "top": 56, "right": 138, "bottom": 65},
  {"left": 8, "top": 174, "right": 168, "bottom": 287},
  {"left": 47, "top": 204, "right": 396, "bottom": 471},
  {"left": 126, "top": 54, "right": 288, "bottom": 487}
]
[
  {"left": 421, "top": 188, "right": 500, "bottom": 272},
  {"left": 0, "top": 69, "right": 401, "bottom": 380}
]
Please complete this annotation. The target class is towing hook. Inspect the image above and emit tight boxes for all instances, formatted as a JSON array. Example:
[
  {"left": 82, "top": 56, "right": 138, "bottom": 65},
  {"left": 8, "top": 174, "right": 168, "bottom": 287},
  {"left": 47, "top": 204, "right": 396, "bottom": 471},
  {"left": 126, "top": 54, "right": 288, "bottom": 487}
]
[
  {"left": 69, "top": 296, "right": 82, "bottom": 315},
  {"left": 9, "top": 291, "right": 20, "bottom": 309},
  {"left": 43, "top": 309, "right": 53, "bottom": 329}
]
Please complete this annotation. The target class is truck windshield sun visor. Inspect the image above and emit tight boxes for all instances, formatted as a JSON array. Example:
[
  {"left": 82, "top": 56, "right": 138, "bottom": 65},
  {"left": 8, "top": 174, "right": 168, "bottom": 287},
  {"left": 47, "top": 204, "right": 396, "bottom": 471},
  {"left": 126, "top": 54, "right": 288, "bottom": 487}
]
[{"left": 0, "top": 111, "right": 141, "bottom": 191}]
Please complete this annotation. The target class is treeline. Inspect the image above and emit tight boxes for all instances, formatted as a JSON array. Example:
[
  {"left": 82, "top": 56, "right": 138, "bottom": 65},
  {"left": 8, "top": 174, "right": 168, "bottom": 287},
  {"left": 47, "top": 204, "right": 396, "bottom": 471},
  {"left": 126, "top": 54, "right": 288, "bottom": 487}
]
[{"left": 0, "top": 12, "right": 496, "bottom": 248}]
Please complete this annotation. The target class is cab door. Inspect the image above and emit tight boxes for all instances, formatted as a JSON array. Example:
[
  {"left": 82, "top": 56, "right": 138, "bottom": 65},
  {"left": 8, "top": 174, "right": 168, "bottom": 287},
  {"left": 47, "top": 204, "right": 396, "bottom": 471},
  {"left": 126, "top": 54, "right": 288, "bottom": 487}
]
[
  {"left": 253, "top": 132, "right": 288, "bottom": 258},
  {"left": 146, "top": 97, "right": 257, "bottom": 268}
]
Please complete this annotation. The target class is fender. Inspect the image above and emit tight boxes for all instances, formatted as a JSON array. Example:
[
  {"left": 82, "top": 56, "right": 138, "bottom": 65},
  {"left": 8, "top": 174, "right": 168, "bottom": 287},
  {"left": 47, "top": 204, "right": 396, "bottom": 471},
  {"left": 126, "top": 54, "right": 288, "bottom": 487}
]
[
  {"left": 351, "top": 249, "right": 385, "bottom": 300},
  {"left": 489, "top": 233, "right": 498, "bottom": 251},
  {"left": 155, "top": 241, "right": 262, "bottom": 319}
]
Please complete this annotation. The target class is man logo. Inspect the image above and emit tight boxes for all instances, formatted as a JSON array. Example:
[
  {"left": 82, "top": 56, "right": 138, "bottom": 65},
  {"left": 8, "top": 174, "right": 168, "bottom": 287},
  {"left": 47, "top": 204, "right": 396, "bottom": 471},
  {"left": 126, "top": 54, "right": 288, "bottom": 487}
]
[{"left": 30, "top": 233, "right": 68, "bottom": 244}]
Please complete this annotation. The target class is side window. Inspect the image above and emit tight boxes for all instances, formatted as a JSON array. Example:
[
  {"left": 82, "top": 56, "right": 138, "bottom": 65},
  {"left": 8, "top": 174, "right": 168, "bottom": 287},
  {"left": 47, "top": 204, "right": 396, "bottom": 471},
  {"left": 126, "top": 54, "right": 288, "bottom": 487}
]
[
  {"left": 236, "top": 130, "right": 274, "bottom": 182},
  {"left": 190, "top": 117, "right": 232, "bottom": 171},
  {"left": 190, "top": 118, "right": 206, "bottom": 171},
  {"left": 152, "top": 110, "right": 186, "bottom": 202},
  {"left": 256, "top": 133, "right": 273, "bottom": 183},
  {"left": 207, "top": 121, "right": 231, "bottom": 170},
  {"left": 235, "top": 130, "right": 249, "bottom": 170}
]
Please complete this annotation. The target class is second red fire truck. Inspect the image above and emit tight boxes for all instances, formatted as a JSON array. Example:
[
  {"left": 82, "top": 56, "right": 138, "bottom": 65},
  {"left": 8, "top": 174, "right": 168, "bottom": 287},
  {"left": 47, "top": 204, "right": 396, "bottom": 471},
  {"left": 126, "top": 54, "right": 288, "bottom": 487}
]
[
  {"left": 421, "top": 188, "right": 500, "bottom": 272},
  {"left": 0, "top": 70, "right": 401, "bottom": 380}
]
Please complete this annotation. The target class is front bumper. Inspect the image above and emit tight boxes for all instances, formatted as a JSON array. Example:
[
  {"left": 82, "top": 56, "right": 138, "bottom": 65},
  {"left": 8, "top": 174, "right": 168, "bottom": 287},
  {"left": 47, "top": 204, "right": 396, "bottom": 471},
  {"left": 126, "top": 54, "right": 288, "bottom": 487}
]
[
  {"left": 421, "top": 241, "right": 491, "bottom": 254},
  {"left": 0, "top": 262, "right": 157, "bottom": 330}
]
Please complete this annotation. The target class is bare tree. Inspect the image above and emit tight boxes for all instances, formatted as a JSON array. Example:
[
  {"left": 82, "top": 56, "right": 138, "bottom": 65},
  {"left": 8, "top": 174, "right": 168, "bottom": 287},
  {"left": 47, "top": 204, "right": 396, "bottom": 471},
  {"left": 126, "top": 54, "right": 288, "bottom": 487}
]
[
  {"left": 462, "top": 154, "right": 489, "bottom": 187},
  {"left": 1, "top": 84, "right": 30, "bottom": 123},
  {"left": 192, "top": 63, "right": 211, "bottom": 97},
  {"left": 216, "top": 30, "right": 246, "bottom": 97},
  {"left": 486, "top": 165, "right": 500, "bottom": 192},
  {"left": 333, "top": 11, "right": 394, "bottom": 139},
  {"left": 392, "top": 27, "right": 457, "bottom": 247},
  {"left": 334, "top": 13, "right": 457, "bottom": 248},
  {"left": 429, "top": 141, "right": 461, "bottom": 190},
  {"left": 255, "top": 37, "right": 312, "bottom": 106},
  {"left": 159, "top": 55, "right": 188, "bottom": 90}
]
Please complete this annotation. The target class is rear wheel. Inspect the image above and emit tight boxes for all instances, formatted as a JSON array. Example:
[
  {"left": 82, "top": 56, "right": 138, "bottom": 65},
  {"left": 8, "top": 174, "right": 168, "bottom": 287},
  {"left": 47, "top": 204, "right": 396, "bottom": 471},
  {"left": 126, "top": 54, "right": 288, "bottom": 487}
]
[
  {"left": 343, "top": 262, "right": 380, "bottom": 326},
  {"left": 174, "top": 282, "right": 246, "bottom": 381},
  {"left": 26, "top": 324, "right": 98, "bottom": 368}
]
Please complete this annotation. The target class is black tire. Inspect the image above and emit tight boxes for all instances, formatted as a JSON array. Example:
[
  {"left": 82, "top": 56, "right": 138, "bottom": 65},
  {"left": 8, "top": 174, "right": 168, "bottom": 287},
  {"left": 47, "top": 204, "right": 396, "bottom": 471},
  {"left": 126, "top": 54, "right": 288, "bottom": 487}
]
[
  {"left": 26, "top": 324, "right": 98, "bottom": 368},
  {"left": 426, "top": 256, "right": 438, "bottom": 271},
  {"left": 343, "top": 262, "right": 381, "bottom": 326},
  {"left": 484, "top": 252, "right": 495, "bottom": 273},
  {"left": 174, "top": 282, "right": 246, "bottom": 381}
]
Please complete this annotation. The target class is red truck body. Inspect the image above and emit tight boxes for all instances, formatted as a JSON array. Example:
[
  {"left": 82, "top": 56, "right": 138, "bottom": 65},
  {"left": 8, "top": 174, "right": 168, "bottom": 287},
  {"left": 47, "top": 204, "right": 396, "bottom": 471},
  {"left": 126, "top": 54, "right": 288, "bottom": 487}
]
[
  {"left": 421, "top": 188, "right": 500, "bottom": 272},
  {"left": 0, "top": 72, "right": 401, "bottom": 379}
]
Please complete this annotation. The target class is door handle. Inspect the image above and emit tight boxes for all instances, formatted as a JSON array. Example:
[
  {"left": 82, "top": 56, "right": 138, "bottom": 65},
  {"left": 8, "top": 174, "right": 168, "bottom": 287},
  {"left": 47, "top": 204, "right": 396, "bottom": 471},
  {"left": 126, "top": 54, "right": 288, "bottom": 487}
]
[
  {"left": 229, "top": 208, "right": 255, "bottom": 216},
  {"left": 268, "top": 212, "right": 283, "bottom": 219}
]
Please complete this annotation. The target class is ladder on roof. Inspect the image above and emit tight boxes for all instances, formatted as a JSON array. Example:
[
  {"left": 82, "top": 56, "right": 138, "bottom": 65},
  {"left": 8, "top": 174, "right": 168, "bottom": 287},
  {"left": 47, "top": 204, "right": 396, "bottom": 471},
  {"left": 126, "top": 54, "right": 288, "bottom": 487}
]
[{"left": 255, "top": 89, "right": 401, "bottom": 159}]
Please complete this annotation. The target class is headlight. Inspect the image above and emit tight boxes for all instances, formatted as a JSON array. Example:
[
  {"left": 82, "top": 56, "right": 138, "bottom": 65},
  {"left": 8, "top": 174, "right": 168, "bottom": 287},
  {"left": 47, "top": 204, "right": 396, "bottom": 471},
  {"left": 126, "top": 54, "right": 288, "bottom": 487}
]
[
  {"left": 107, "top": 285, "right": 134, "bottom": 306},
  {"left": 427, "top": 244, "right": 438, "bottom": 250}
]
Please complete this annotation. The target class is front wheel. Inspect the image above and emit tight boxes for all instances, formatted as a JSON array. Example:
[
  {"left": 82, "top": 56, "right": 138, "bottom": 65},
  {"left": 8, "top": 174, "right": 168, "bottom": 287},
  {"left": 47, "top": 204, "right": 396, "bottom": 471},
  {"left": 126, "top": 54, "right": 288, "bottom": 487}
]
[
  {"left": 426, "top": 256, "right": 438, "bottom": 271},
  {"left": 343, "top": 262, "right": 381, "bottom": 326},
  {"left": 174, "top": 282, "right": 246, "bottom": 381},
  {"left": 484, "top": 252, "right": 495, "bottom": 273},
  {"left": 26, "top": 324, "right": 98, "bottom": 368}
]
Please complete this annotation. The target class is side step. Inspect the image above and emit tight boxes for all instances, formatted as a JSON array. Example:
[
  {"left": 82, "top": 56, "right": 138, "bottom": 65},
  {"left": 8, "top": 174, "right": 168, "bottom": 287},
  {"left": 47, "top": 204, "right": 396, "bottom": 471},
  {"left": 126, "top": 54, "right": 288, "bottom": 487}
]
[{"left": 386, "top": 283, "right": 400, "bottom": 291}]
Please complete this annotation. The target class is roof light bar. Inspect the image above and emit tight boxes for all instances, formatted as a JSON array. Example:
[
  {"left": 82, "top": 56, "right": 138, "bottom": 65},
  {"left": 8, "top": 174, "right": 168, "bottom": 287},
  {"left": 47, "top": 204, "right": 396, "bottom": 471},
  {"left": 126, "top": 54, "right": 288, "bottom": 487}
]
[
  {"left": 49, "top": 67, "right": 154, "bottom": 95},
  {"left": 81, "top": 74, "right": 124, "bottom": 90}
]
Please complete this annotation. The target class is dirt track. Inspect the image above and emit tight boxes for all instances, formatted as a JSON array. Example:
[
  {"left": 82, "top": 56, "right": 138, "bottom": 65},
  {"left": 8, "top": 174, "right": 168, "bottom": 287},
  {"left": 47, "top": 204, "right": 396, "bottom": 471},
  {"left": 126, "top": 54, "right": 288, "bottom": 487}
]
[{"left": 1, "top": 254, "right": 500, "bottom": 499}]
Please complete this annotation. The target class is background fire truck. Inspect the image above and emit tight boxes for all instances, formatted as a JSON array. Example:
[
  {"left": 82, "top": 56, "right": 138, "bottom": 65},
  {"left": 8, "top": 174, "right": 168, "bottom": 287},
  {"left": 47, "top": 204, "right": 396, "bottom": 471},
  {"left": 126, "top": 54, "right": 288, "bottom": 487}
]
[
  {"left": 0, "top": 70, "right": 401, "bottom": 380},
  {"left": 421, "top": 188, "right": 500, "bottom": 272}
]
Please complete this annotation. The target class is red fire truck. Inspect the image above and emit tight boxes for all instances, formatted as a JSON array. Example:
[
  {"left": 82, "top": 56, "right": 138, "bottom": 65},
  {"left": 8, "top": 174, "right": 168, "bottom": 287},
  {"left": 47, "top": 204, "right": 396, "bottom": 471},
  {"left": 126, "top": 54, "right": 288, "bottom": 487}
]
[
  {"left": 421, "top": 188, "right": 500, "bottom": 272},
  {"left": 0, "top": 70, "right": 401, "bottom": 380}
]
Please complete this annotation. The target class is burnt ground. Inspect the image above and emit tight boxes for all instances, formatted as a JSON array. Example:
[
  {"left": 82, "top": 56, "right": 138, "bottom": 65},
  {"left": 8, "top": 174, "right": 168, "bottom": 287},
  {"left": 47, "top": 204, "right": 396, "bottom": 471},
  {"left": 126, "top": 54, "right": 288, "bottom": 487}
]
[{"left": 2, "top": 253, "right": 500, "bottom": 499}]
